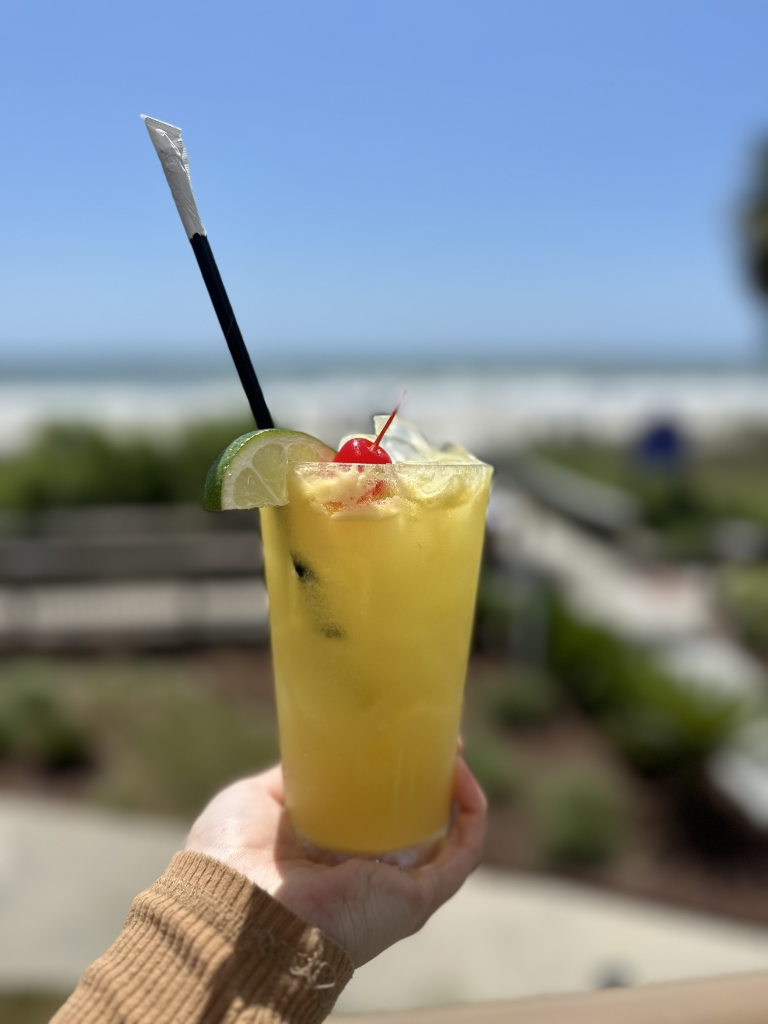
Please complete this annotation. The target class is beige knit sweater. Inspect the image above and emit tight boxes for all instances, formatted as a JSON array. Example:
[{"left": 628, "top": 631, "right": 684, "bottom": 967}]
[{"left": 51, "top": 851, "right": 354, "bottom": 1024}]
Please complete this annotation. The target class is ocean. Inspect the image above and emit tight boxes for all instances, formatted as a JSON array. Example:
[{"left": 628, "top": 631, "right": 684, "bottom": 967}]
[{"left": 2, "top": 362, "right": 768, "bottom": 455}]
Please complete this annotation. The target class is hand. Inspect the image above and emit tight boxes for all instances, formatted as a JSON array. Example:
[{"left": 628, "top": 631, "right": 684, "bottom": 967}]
[{"left": 185, "top": 757, "right": 487, "bottom": 967}]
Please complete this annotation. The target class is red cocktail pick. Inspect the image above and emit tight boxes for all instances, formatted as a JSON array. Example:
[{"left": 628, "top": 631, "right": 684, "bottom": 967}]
[{"left": 333, "top": 399, "right": 403, "bottom": 464}]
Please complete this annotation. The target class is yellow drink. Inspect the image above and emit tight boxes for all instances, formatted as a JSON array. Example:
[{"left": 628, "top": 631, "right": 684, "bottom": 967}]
[{"left": 260, "top": 459, "right": 492, "bottom": 861}]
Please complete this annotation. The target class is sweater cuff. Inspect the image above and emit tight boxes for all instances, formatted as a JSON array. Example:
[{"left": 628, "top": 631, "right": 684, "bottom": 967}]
[
  {"left": 157, "top": 852, "right": 354, "bottom": 1004},
  {"left": 56, "top": 851, "right": 355, "bottom": 1024}
]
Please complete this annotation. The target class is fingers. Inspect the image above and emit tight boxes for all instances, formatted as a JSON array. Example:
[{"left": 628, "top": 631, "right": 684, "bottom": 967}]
[
  {"left": 443, "top": 756, "right": 487, "bottom": 876},
  {"left": 412, "top": 756, "right": 487, "bottom": 910},
  {"left": 453, "top": 753, "right": 487, "bottom": 818}
]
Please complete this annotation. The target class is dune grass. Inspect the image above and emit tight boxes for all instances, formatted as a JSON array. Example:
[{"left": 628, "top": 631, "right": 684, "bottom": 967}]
[{"left": 0, "top": 653, "right": 279, "bottom": 820}]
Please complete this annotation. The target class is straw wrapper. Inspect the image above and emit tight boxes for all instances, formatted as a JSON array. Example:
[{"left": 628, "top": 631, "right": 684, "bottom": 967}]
[{"left": 141, "top": 116, "right": 206, "bottom": 239}]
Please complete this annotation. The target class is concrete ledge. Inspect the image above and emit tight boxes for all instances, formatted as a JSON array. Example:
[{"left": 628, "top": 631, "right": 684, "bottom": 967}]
[{"left": 333, "top": 970, "right": 768, "bottom": 1023}]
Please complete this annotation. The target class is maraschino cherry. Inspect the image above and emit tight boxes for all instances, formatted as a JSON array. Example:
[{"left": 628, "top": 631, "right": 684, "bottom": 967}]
[{"left": 333, "top": 401, "right": 400, "bottom": 464}]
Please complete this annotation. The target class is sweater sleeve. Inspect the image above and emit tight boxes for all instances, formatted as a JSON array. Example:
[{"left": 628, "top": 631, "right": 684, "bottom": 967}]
[{"left": 51, "top": 851, "right": 355, "bottom": 1024}]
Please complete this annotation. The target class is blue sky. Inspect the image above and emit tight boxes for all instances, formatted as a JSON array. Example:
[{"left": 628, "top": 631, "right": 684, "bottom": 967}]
[{"left": 2, "top": 0, "right": 768, "bottom": 366}]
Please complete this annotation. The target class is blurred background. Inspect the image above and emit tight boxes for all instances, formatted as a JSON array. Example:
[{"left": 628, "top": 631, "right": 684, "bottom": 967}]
[{"left": 7, "top": 0, "right": 768, "bottom": 1020}]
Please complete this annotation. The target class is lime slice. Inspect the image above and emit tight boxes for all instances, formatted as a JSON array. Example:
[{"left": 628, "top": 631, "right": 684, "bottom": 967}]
[{"left": 204, "top": 429, "right": 336, "bottom": 511}]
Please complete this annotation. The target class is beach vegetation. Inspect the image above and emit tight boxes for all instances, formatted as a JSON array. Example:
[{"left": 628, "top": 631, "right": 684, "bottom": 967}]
[
  {"left": 534, "top": 767, "right": 626, "bottom": 866},
  {"left": 0, "top": 421, "right": 253, "bottom": 510}
]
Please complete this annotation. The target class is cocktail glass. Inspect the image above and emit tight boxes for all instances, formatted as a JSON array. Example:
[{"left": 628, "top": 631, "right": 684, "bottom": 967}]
[{"left": 260, "top": 457, "right": 492, "bottom": 867}]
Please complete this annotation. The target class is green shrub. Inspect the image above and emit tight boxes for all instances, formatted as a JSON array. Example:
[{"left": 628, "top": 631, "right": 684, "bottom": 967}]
[
  {"left": 603, "top": 706, "right": 686, "bottom": 775},
  {"left": 476, "top": 571, "right": 739, "bottom": 777},
  {"left": 0, "top": 682, "right": 92, "bottom": 772},
  {"left": 0, "top": 717, "right": 10, "bottom": 759},
  {"left": 535, "top": 769, "right": 626, "bottom": 866},
  {"left": 633, "top": 474, "right": 708, "bottom": 532},
  {"left": 0, "top": 656, "right": 280, "bottom": 817},
  {"left": 463, "top": 738, "right": 521, "bottom": 804},
  {"left": 548, "top": 602, "right": 738, "bottom": 775},
  {"left": 488, "top": 668, "right": 562, "bottom": 728},
  {"left": 719, "top": 565, "right": 768, "bottom": 653},
  {"left": 39, "top": 719, "right": 93, "bottom": 771},
  {"left": 0, "top": 420, "right": 254, "bottom": 510},
  {"left": 605, "top": 681, "right": 735, "bottom": 775},
  {"left": 474, "top": 570, "right": 518, "bottom": 651}
]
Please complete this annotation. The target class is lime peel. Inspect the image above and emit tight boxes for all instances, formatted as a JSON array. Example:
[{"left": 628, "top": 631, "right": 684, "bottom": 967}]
[{"left": 204, "top": 429, "right": 336, "bottom": 511}]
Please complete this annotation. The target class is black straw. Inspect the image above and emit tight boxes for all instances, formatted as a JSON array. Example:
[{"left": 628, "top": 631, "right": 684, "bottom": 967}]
[
  {"left": 141, "top": 114, "right": 273, "bottom": 429},
  {"left": 189, "top": 233, "right": 274, "bottom": 429}
]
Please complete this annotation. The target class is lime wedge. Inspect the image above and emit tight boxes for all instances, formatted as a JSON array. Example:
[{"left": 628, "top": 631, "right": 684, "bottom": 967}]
[{"left": 204, "top": 429, "right": 336, "bottom": 511}]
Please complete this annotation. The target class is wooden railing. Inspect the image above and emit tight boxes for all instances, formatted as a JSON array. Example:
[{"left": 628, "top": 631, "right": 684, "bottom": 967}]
[{"left": 334, "top": 969, "right": 768, "bottom": 1023}]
